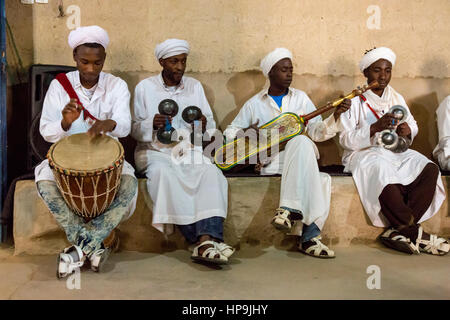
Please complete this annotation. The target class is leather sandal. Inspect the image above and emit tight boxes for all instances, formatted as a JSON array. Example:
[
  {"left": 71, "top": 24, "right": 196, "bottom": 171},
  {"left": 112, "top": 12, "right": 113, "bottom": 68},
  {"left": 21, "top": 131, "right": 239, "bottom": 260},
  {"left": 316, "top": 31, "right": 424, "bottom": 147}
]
[
  {"left": 89, "top": 247, "right": 111, "bottom": 272},
  {"left": 379, "top": 228, "right": 420, "bottom": 255},
  {"left": 415, "top": 226, "right": 450, "bottom": 256},
  {"left": 215, "top": 242, "right": 235, "bottom": 258},
  {"left": 271, "top": 208, "right": 292, "bottom": 232},
  {"left": 191, "top": 240, "right": 228, "bottom": 265},
  {"left": 298, "top": 236, "right": 335, "bottom": 259},
  {"left": 188, "top": 242, "right": 235, "bottom": 258},
  {"left": 56, "top": 245, "right": 85, "bottom": 279}
]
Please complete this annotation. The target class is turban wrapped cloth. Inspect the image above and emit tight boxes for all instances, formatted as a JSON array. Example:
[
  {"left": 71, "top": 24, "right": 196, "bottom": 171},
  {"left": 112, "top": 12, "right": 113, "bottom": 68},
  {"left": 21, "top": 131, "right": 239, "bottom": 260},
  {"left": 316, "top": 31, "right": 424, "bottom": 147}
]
[
  {"left": 154, "top": 39, "right": 190, "bottom": 60},
  {"left": 260, "top": 48, "right": 293, "bottom": 77},
  {"left": 68, "top": 25, "right": 109, "bottom": 49},
  {"left": 359, "top": 47, "right": 396, "bottom": 72}
]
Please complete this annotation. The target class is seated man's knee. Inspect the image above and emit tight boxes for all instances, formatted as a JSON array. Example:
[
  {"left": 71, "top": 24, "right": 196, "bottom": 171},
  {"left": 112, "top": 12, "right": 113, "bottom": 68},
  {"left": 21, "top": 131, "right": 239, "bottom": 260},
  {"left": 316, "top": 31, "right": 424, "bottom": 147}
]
[
  {"left": 286, "top": 135, "right": 315, "bottom": 153},
  {"left": 424, "top": 163, "right": 440, "bottom": 181},
  {"left": 145, "top": 162, "right": 168, "bottom": 179}
]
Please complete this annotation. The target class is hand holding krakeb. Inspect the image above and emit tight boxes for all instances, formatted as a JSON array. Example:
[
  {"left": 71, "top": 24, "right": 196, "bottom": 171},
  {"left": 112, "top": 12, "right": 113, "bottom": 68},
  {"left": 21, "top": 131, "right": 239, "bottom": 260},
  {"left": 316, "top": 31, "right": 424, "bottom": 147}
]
[
  {"left": 155, "top": 99, "right": 178, "bottom": 144},
  {"left": 377, "top": 105, "right": 411, "bottom": 153}
]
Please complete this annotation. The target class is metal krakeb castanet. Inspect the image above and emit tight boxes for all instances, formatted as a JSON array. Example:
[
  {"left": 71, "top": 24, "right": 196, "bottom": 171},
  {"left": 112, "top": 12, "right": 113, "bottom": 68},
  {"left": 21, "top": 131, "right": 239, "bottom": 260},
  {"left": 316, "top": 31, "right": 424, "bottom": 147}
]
[
  {"left": 377, "top": 105, "right": 411, "bottom": 153},
  {"left": 156, "top": 99, "right": 179, "bottom": 144}
]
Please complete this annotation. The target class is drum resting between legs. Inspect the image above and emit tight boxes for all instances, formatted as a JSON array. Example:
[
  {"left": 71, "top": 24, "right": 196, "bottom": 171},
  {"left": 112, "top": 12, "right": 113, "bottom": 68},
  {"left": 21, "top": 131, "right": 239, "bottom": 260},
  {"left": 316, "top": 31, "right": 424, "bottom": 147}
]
[{"left": 35, "top": 25, "right": 138, "bottom": 279}]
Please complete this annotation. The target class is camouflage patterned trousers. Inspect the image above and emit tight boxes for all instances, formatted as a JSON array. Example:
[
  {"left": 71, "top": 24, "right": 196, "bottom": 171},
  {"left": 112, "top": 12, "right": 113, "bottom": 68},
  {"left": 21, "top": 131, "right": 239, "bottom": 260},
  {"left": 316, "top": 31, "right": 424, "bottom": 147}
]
[{"left": 37, "top": 175, "right": 138, "bottom": 256}]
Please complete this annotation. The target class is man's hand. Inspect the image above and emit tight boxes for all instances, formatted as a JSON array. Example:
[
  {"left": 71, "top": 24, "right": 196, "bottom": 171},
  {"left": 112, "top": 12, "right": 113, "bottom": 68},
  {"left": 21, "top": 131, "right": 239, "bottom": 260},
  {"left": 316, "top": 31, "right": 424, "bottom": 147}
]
[
  {"left": 370, "top": 113, "right": 399, "bottom": 137},
  {"left": 396, "top": 122, "right": 411, "bottom": 138},
  {"left": 87, "top": 119, "right": 117, "bottom": 138},
  {"left": 254, "top": 159, "right": 271, "bottom": 173},
  {"left": 191, "top": 114, "right": 207, "bottom": 133},
  {"left": 61, "top": 98, "right": 82, "bottom": 131},
  {"left": 153, "top": 114, "right": 172, "bottom": 130},
  {"left": 334, "top": 98, "right": 351, "bottom": 121},
  {"left": 244, "top": 120, "right": 260, "bottom": 133}
]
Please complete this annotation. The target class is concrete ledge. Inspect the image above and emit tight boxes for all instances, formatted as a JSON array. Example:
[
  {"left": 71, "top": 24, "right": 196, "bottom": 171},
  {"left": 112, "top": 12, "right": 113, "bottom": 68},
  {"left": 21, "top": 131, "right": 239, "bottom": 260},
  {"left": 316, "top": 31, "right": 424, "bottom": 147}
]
[{"left": 13, "top": 177, "right": 450, "bottom": 255}]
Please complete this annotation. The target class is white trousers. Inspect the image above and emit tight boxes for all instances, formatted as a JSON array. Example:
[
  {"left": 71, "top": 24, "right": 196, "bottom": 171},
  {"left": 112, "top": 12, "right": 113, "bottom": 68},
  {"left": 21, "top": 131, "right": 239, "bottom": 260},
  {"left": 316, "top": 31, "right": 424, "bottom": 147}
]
[
  {"left": 261, "top": 135, "right": 331, "bottom": 234},
  {"left": 136, "top": 149, "right": 228, "bottom": 233}
]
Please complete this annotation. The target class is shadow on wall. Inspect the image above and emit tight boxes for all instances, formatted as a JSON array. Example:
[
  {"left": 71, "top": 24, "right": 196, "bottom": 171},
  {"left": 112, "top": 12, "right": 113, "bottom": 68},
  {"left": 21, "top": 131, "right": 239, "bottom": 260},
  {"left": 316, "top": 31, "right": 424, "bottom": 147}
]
[
  {"left": 297, "top": 55, "right": 360, "bottom": 166},
  {"left": 409, "top": 57, "right": 450, "bottom": 159},
  {"left": 222, "top": 70, "right": 266, "bottom": 131},
  {"left": 409, "top": 93, "right": 439, "bottom": 159},
  {"left": 420, "top": 57, "right": 449, "bottom": 83},
  {"left": 201, "top": 82, "right": 217, "bottom": 127}
]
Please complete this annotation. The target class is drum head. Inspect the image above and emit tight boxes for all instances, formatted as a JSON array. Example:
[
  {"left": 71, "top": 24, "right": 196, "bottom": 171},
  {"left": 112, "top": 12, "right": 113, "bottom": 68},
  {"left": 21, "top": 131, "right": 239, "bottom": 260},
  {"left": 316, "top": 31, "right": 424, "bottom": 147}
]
[{"left": 49, "top": 133, "right": 123, "bottom": 173}]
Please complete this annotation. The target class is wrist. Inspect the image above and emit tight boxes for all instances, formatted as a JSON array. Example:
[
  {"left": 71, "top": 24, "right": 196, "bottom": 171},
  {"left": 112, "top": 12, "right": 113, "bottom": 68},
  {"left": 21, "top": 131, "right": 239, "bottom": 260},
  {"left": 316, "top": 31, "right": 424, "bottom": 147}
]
[
  {"left": 333, "top": 112, "right": 339, "bottom": 121},
  {"left": 370, "top": 124, "right": 378, "bottom": 137},
  {"left": 109, "top": 119, "right": 117, "bottom": 132},
  {"left": 61, "top": 119, "right": 71, "bottom": 131}
]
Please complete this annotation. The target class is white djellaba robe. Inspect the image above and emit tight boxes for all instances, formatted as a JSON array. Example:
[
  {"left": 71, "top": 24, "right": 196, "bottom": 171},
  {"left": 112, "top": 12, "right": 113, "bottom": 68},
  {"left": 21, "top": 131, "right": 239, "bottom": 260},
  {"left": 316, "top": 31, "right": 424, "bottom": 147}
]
[
  {"left": 224, "top": 87, "right": 340, "bottom": 233},
  {"left": 131, "top": 74, "right": 228, "bottom": 233},
  {"left": 433, "top": 95, "right": 450, "bottom": 170},
  {"left": 339, "top": 85, "right": 446, "bottom": 227},
  {"left": 35, "top": 71, "right": 138, "bottom": 220}
]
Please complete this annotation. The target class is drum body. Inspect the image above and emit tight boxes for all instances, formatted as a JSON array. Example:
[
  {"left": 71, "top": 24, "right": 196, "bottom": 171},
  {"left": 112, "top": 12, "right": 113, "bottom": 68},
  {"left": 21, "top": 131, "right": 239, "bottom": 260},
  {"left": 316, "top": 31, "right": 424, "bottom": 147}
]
[
  {"left": 47, "top": 133, "right": 124, "bottom": 220},
  {"left": 214, "top": 112, "right": 305, "bottom": 170}
]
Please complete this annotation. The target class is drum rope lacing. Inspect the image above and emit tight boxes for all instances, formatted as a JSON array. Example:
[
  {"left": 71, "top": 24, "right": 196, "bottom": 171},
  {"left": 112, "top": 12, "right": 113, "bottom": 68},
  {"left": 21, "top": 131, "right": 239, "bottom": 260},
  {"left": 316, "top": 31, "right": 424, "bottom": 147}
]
[{"left": 55, "top": 167, "right": 122, "bottom": 218}]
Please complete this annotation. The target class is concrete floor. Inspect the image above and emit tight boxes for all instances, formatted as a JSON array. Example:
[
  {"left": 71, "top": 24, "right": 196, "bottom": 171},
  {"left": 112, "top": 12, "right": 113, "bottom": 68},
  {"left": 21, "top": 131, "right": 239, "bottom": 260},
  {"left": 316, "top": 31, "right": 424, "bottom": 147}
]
[{"left": 0, "top": 243, "right": 449, "bottom": 300}]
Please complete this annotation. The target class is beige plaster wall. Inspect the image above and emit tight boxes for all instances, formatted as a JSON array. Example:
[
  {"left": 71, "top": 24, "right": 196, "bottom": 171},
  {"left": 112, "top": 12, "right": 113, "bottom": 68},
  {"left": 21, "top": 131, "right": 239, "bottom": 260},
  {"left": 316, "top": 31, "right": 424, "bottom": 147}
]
[
  {"left": 32, "top": 0, "right": 450, "bottom": 78},
  {"left": 5, "top": 0, "right": 33, "bottom": 85},
  {"left": 6, "top": 0, "right": 450, "bottom": 165}
]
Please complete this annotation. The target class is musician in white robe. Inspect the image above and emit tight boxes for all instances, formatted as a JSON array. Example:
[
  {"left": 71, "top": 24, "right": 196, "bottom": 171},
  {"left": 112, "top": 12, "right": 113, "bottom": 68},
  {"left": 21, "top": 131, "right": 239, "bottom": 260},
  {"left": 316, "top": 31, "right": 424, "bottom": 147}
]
[
  {"left": 35, "top": 26, "right": 138, "bottom": 278},
  {"left": 224, "top": 48, "right": 349, "bottom": 258},
  {"left": 131, "top": 39, "right": 234, "bottom": 265},
  {"left": 433, "top": 96, "right": 450, "bottom": 170},
  {"left": 338, "top": 47, "right": 448, "bottom": 256}
]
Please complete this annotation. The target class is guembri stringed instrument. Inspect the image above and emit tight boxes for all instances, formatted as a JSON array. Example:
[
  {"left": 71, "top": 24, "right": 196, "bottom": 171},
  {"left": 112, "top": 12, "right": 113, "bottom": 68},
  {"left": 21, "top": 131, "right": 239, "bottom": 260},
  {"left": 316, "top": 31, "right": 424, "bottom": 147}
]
[{"left": 214, "top": 81, "right": 379, "bottom": 170}]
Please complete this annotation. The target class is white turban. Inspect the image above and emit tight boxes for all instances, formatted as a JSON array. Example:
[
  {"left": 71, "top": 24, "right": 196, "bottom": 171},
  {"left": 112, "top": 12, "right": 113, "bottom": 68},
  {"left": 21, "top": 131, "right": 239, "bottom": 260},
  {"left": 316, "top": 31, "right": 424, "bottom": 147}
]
[
  {"left": 68, "top": 25, "right": 109, "bottom": 49},
  {"left": 359, "top": 47, "right": 396, "bottom": 73},
  {"left": 260, "top": 48, "right": 293, "bottom": 77},
  {"left": 155, "top": 39, "right": 190, "bottom": 60}
]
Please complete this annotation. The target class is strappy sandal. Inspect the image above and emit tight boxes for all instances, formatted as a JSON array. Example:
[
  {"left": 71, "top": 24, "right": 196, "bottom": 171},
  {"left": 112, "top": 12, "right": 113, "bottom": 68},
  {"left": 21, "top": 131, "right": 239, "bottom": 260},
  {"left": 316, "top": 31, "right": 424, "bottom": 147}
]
[
  {"left": 188, "top": 242, "right": 235, "bottom": 258},
  {"left": 415, "top": 226, "right": 450, "bottom": 256},
  {"left": 191, "top": 240, "right": 228, "bottom": 265},
  {"left": 89, "top": 247, "right": 111, "bottom": 272},
  {"left": 379, "top": 228, "right": 420, "bottom": 255},
  {"left": 298, "top": 236, "right": 335, "bottom": 259},
  {"left": 56, "top": 245, "right": 85, "bottom": 279},
  {"left": 215, "top": 242, "right": 236, "bottom": 258},
  {"left": 271, "top": 208, "right": 292, "bottom": 232}
]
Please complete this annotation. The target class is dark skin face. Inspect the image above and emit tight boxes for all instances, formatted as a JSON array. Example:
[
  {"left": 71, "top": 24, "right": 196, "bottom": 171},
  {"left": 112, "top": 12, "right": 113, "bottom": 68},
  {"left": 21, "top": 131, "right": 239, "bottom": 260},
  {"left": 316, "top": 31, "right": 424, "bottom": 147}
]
[
  {"left": 62, "top": 45, "right": 116, "bottom": 137},
  {"left": 363, "top": 58, "right": 392, "bottom": 97},
  {"left": 73, "top": 45, "right": 106, "bottom": 89},
  {"left": 268, "top": 58, "right": 293, "bottom": 96},
  {"left": 154, "top": 53, "right": 207, "bottom": 134},
  {"left": 365, "top": 59, "right": 411, "bottom": 138},
  {"left": 267, "top": 58, "right": 350, "bottom": 121},
  {"left": 159, "top": 53, "right": 187, "bottom": 87}
]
